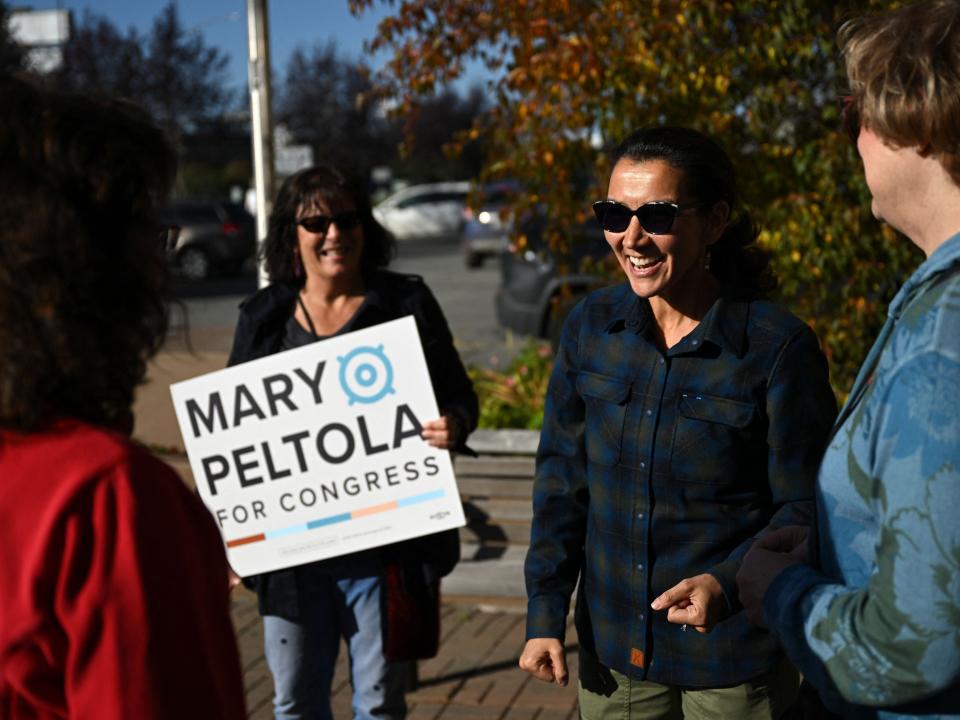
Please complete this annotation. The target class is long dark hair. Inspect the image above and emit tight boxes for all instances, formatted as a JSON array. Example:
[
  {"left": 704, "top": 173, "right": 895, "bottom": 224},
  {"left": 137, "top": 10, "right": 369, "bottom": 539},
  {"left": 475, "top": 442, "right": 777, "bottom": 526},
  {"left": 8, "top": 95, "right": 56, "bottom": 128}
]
[
  {"left": 611, "top": 126, "right": 777, "bottom": 299},
  {"left": 261, "top": 165, "right": 395, "bottom": 286},
  {"left": 0, "top": 75, "right": 175, "bottom": 432}
]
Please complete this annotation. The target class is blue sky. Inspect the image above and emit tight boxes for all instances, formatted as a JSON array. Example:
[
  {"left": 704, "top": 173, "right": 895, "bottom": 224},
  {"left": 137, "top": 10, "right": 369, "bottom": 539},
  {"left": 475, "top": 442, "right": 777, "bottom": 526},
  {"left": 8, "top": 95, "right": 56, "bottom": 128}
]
[{"left": 26, "top": 0, "right": 489, "bottom": 93}]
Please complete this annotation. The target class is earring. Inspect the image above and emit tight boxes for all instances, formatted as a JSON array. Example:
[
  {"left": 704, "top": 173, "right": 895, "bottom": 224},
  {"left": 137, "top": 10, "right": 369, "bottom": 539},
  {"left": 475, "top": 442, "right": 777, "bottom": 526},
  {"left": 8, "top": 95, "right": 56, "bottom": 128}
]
[
  {"left": 704, "top": 249, "right": 712, "bottom": 271},
  {"left": 293, "top": 246, "right": 303, "bottom": 278}
]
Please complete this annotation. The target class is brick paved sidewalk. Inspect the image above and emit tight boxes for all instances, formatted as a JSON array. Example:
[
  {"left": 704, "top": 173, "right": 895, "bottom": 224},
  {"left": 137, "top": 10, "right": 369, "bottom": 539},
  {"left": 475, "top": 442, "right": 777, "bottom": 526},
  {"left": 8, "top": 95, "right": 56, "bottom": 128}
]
[
  {"left": 232, "top": 590, "right": 579, "bottom": 720},
  {"left": 140, "top": 351, "right": 577, "bottom": 718}
]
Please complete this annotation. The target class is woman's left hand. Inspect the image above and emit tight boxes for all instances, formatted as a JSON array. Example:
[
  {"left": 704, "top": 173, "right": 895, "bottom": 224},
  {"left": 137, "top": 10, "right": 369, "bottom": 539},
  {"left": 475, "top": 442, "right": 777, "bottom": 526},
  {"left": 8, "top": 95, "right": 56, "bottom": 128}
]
[
  {"left": 421, "top": 413, "right": 461, "bottom": 449},
  {"left": 651, "top": 573, "right": 727, "bottom": 633}
]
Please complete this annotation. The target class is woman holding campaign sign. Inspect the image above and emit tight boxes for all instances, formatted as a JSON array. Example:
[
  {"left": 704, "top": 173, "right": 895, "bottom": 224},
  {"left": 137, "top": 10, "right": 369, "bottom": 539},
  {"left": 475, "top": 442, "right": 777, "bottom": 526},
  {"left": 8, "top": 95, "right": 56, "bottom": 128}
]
[{"left": 227, "top": 165, "right": 478, "bottom": 720}]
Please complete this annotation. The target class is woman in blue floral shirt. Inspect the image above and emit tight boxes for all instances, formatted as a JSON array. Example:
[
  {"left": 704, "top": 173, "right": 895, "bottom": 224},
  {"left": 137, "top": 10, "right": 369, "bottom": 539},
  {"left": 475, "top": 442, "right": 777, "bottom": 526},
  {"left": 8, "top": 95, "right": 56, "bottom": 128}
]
[{"left": 738, "top": 2, "right": 960, "bottom": 718}]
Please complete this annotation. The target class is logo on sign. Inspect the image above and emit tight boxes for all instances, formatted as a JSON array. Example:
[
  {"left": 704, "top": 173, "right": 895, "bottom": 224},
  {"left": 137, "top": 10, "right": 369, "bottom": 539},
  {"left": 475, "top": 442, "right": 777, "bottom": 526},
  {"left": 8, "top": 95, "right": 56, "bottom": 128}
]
[{"left": 338, "top": 344, "right": 395, "bottom": 405}]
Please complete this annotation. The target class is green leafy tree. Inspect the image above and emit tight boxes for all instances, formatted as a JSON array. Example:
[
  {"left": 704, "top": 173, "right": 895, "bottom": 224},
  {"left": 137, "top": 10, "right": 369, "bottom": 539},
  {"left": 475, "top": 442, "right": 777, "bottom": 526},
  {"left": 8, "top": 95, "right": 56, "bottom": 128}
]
[
  {"left": 55, "top": 3, "right": 240, "bottom": 197},
  {"left": 276, "top": 42, "right": 387, "bottom": 179},
  {"left": 142, "top": 2, "right": 232, "bottom": 142},
  {"left": 58, "top": 10, "right": 146, "bottom": 103},
  {"left": 390, "top": 85, "right": 488, "bottom": 181},
  {"left": 58, "top": 3, "right": 231, "bottom": 143},
  {"left": 351, "top": 0, "right": 923, "bottom": 396},
  {"left": 277, "top": 40, "right": 486, "bottom": 183}
]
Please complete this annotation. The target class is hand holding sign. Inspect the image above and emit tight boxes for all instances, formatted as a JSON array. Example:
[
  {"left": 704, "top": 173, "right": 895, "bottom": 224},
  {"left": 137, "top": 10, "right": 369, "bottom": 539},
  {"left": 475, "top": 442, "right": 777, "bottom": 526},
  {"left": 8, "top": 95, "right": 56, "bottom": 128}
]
[{"left": 171, "top": 317, "right": 466, "bottom": 577}]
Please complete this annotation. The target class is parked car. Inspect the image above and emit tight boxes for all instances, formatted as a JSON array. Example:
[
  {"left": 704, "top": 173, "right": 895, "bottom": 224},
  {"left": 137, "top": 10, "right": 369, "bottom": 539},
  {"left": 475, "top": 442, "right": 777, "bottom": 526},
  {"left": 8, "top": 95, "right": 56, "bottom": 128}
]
[
  {"left": 159, "top": 201, "right": 256, "bottom": 281},
  {"left": 495, "top": 216, "right": 611, "bottom": 348},
  {"left": 460, "top": 181, "right": 518, "bottom": 269},
  {"left": 372, "top": 181, "right": 470, "bottom": 241}
]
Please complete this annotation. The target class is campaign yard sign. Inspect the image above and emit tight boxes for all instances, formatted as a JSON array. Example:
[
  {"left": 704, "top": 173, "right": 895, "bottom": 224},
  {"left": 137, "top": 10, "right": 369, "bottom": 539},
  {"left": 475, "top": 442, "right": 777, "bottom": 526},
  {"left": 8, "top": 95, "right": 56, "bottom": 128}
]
[{"left": 170, "top": 316, "right": 466, "bottom": 577}]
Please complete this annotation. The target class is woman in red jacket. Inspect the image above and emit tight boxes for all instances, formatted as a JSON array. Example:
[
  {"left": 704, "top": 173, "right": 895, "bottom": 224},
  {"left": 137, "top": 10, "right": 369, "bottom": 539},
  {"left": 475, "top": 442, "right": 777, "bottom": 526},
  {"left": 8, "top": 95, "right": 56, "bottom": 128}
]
[{"left": 0, "top": 76, "right": 247, "bottom": 719}]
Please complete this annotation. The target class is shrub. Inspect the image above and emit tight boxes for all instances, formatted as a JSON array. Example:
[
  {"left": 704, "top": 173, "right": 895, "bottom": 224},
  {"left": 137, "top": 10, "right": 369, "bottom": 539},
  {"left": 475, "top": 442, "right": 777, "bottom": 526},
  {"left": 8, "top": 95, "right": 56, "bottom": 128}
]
[{"left": 469, "top": 341, "right": 554, "bottom": 429}]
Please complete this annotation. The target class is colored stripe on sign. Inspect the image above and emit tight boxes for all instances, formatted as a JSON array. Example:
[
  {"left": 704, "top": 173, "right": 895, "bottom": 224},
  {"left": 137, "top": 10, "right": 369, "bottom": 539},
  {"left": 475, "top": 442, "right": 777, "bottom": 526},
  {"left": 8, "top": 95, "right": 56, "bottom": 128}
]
[
  {"left": 352, "top": 501, "right": 397, "bottom": 518},
  {"left": 265, "top": 524, "right": 309, "bottom": 540},
  {"left": 307, "top": 513, "right": 351, "bottom": 529},
  {"left": 398, "top": 489, "right": 445, "bottom": 507},
  {"left": 225, "top": 489, "right": 447, "bottom": 548},
  {"left": 226, "top": 533, "right": 266, "bottom": 548}
]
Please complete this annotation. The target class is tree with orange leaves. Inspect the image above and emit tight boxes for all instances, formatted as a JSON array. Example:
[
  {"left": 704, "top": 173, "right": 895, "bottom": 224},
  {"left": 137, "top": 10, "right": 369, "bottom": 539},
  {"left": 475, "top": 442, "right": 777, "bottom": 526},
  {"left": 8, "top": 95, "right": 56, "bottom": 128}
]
[{"left": 351, "top": 0, "right": 919, "bottom": 396}]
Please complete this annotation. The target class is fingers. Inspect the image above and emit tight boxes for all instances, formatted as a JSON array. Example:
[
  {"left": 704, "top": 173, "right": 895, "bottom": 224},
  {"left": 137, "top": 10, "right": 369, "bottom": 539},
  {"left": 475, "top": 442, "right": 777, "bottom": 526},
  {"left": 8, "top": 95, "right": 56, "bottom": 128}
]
[
  {"left": 755, "top": 525, "right": 809, "bottom": 553},
  {"left": 665, "top": 603, "right": 718, "bottom": 633},
  {"left": 421, "top": 431, "right": 451, "bottom": 448},
  {"left": 653, "top": 574, "right": 726, "bottom": 632},
  {"left": 549, "top": 643, "right": 569, "bottom": 686},
  {"left": 666, "top": 604, "right": 700, "bottom": 625},
  {"left": 518, "top": 638, "right": 568, "bottom": 686},
  {"left": 421, "top": 413, "right": 465, "bottom": 449},
  {"left": 651, "top": 579, "right": 692, "bottom": 611},
  {"left": 420, "top": 417, "right": 452, "bottom": 449},
  {"left": 656, "top": 581, "right": 704, "bottom": 627}
]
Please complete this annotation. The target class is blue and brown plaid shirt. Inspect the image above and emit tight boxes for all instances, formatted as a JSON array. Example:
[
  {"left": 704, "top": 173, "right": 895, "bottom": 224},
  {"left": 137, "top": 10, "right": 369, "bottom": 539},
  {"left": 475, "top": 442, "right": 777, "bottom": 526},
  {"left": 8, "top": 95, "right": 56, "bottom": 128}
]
[{"left": 524, "top": 282, "right": 837, "bottom": 687}]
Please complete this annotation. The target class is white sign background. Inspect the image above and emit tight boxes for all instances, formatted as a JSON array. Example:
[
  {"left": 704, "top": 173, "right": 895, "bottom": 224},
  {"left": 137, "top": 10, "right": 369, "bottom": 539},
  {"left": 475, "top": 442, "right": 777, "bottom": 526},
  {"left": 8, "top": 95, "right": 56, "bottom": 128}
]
[{"left": 170, "top": 316, "right": 465, "bottom": 576}]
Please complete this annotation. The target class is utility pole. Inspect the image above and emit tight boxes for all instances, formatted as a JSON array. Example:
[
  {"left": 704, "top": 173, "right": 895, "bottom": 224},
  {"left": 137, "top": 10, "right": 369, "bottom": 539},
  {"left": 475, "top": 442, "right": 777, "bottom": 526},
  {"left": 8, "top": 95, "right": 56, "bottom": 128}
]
[{"left": 246, "top": 0, "right": 274, "bottom": 288}]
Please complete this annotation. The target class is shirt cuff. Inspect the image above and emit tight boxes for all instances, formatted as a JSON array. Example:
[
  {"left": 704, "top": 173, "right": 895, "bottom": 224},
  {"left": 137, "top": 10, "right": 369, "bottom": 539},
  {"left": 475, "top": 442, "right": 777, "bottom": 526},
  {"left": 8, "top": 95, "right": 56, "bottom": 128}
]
[
  {"left": 706, "top": 559, "right": 741, "bottom": 614},
  {"left": 525, "top": 594, "right": 570, "bottom": 641},
  {"left": 762, "top": 563, "right": 849, "bottom": 711}
]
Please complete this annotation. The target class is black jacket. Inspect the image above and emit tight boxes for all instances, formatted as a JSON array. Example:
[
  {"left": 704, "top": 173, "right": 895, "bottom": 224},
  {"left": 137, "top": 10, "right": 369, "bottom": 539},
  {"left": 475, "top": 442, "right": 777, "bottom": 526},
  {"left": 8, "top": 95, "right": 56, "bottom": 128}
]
[{"left": 227, "top": 271, "right": 478, "bottom": 619}]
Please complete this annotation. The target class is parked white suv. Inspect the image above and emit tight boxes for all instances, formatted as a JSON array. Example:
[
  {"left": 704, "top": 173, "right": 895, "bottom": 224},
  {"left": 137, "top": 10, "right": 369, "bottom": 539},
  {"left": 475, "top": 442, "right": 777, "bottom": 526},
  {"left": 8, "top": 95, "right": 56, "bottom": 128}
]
[{"left": 373, "top": 181, "right": 470, "bottom": 241}]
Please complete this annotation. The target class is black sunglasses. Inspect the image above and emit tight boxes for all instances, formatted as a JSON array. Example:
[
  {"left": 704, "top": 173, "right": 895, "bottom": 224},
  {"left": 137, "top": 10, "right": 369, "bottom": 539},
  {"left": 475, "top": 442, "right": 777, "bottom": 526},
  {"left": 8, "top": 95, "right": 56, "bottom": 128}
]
[
  {"left": 297, "top": 211, "right": 361, "bottom": 235},
  {"left": 841, "top": 95, "right": 860, "bottom": 144},
  {"left": 592, "top": 199, "right": 702, "bottom": 235}
]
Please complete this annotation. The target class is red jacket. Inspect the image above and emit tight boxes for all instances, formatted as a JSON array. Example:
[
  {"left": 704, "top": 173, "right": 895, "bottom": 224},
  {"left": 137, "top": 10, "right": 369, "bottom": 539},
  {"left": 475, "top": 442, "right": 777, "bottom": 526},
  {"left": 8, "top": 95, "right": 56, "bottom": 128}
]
[{"left": 0, "top": 419, "right": 246, "bottom": 719}]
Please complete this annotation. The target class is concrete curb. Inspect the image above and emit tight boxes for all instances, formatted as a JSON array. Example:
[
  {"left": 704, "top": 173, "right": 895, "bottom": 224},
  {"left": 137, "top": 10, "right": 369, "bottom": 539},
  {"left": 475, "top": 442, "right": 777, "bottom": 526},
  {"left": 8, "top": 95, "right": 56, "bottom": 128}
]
[{"left": 466, "top": 428, "right": 540, "bottom": 455}]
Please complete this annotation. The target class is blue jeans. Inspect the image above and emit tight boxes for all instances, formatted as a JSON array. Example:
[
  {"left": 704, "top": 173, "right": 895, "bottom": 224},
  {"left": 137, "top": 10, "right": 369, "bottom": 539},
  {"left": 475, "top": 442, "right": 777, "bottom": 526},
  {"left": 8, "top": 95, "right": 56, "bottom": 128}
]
[{"left": 262, "top": 556, "right": 410, "bottom": 720}]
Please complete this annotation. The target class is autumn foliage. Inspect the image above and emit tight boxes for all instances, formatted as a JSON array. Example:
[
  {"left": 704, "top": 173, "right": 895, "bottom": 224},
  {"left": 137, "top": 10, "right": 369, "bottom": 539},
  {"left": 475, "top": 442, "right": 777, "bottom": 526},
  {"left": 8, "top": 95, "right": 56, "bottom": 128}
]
[{"left": 351, "top": 0, "right": 922, "bottom": 397}]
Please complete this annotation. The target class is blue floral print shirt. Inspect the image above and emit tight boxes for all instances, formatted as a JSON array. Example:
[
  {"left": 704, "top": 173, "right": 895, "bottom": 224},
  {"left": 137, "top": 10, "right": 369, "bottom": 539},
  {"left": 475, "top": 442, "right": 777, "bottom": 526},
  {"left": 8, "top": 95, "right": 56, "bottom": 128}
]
[{"left": 764, "top": 232, "right": 960, "bottom": 719}]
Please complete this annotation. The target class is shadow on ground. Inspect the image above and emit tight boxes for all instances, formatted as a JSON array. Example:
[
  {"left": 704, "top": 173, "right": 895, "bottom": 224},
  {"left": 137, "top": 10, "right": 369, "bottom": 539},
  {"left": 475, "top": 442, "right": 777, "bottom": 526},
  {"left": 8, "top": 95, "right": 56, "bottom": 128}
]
[{"left": 418, "top": 644, "right": 580, "bottom": 688}]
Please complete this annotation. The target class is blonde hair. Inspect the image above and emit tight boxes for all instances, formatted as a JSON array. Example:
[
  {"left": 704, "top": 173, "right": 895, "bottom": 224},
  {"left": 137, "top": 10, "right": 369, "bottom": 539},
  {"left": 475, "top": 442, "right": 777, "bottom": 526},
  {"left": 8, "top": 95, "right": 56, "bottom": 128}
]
[{"left": 839, "top": 0, "right": 960, "bottom": 185}]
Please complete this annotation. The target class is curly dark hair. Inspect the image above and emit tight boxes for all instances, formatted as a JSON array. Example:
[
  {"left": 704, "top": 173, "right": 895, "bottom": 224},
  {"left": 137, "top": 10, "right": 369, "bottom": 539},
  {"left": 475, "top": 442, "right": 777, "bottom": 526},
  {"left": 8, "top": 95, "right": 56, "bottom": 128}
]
[
  {"left": 611, "top": 126, "right": 777, "bottom": 299},
  {"left": 262, "top": 165, "right": 395, "bottom": 286},
  {"left": 0, "top": 75, "right": 175, "bottom": 432}
]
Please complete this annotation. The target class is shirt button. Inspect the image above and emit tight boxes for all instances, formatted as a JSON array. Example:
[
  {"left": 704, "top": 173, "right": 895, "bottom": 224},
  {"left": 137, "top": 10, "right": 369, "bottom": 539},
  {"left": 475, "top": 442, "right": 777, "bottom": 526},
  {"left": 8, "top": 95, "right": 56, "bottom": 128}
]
[
  {"left": 637, "top": 512, "right": 644, "bottom": 519},
  {"left": 640, "top": 461, "right": 646, "bottom": 468},
  {"left": 658, "top": 357, "right": 665, "bottom": 365},
  {"left": 646, "top": 409, "right": 652, "bottom": 416},
  {"left": 637, "top": 564, "right": 643, "bottom": 571},
  {"left": 691, "top": 339, "right": 699, "bottom": 346},
  {"left": 639, "top": 613, "right": 644, "bottom": 620}
]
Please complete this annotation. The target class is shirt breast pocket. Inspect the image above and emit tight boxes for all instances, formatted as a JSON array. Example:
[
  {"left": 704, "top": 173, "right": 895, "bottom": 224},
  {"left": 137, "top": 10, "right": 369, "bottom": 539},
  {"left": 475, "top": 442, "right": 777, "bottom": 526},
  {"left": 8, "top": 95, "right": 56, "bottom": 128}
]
[
  {"left": 671, "top": 392, "right": 757, "bottom": 484},
  {"left": 576, "top": 371, "right": 631, "bottom": 467}
]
